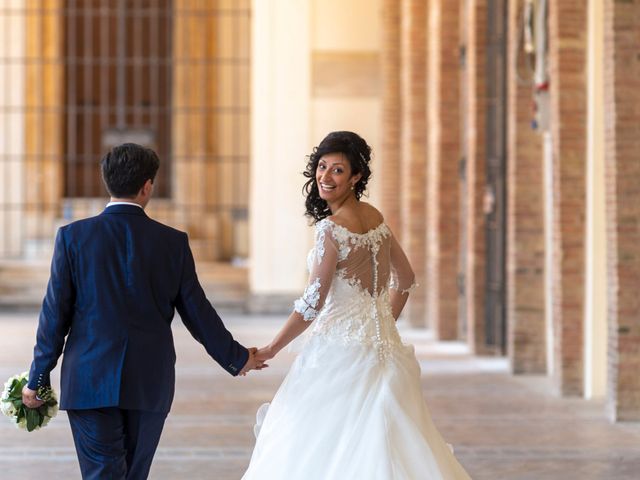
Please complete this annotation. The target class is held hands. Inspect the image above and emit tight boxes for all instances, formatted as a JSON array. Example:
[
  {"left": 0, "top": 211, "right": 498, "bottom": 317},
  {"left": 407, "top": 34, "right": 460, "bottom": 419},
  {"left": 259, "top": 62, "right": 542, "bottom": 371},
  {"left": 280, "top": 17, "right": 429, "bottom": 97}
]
[
  {"left": 22, "top": 386, "right": 45, "bottom": 409},
  {"left": 239, "top": 347, "right": 269, "bottom": 376},
  {"left": 255, "top": 345, "right": 276, "bottom": 363}
]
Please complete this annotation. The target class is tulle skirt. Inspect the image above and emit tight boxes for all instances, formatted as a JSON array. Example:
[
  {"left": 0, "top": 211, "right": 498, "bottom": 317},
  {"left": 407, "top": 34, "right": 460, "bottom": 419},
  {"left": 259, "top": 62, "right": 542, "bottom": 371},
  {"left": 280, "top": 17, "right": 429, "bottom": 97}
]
[{"left": 242, "top": 336, "right": 472, "bottom": 480}]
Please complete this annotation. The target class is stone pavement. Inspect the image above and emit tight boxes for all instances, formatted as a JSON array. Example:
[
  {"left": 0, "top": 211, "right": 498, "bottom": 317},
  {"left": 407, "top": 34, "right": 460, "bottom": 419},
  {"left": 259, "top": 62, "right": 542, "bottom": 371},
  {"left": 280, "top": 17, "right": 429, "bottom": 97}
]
[{"left": 0, "top": 311, "right": 638, "bottom": 479}]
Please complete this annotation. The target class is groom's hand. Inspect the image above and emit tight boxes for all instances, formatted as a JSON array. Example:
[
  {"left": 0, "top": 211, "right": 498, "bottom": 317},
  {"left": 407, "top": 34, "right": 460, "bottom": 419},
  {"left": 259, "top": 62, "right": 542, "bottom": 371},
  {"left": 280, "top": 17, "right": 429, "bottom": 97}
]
[
  {"left": 22, "top": 386, "right": 44, "bottom": 409},
  {"left": 239, "top": 347, "right": 269, "bottom": 376}
]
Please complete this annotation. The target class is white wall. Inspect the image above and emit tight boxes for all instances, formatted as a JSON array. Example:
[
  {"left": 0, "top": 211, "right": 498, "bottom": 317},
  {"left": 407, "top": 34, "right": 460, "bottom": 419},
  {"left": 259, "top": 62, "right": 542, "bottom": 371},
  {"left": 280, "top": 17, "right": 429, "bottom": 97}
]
[
  {"left": 310, "top": 0, "right": 382, "bottom": 204},
  {"left": 311, "top": 0, "right": 380, "bottom": 50},
  {"left": 250, "top": 0, "right": 313, "bottom": 295},
  {"left": 250, "top": 0, "right": 383, "bottom": 297}
]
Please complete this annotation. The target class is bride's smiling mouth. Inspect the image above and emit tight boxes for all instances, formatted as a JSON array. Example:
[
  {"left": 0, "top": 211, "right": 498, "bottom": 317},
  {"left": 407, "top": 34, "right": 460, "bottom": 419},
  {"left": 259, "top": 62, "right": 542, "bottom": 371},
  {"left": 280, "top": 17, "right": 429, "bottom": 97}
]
[{"left": 319, "top": 183, "right": 336, "bottom": 192}]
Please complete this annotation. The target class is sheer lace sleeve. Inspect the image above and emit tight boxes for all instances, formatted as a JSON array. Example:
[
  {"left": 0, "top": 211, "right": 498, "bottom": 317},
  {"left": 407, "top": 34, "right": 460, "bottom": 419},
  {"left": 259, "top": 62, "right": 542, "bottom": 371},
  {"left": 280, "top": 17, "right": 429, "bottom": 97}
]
[
  {"left": 389, "top": 231, "right": 417, "bottom": 319},
  {"left": 389, "top": 232, "right": 417, "bottom": 294},
  {"left": 293, "top": 222, "right": 339, "bottom": 321}
]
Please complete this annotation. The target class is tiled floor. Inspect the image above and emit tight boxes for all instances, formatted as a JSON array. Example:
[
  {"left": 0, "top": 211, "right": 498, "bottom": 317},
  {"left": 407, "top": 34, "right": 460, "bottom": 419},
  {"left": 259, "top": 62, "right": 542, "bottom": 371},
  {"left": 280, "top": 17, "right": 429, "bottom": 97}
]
[{"left": 0, "top": 311, "right": 638, "bottom": 479}]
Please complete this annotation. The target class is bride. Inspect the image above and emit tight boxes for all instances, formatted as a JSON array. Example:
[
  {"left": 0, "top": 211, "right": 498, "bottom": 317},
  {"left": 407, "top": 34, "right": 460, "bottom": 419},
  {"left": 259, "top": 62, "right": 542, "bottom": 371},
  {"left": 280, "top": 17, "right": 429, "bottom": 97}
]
[{"left": 243, "top": 131, "right": 471, "bottom": 479}]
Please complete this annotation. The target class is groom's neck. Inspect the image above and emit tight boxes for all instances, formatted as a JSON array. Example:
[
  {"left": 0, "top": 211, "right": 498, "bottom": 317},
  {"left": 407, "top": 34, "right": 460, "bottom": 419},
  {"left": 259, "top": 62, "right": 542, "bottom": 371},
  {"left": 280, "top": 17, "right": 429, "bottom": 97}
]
[{"left": 110, "top": 197, "right": 146, "bottom": 208}]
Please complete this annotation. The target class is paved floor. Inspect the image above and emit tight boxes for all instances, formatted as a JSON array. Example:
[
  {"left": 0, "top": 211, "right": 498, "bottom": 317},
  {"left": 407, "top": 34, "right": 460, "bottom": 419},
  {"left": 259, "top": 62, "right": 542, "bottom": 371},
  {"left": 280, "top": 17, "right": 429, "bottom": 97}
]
[{"left": 0, "top": 311, "right": 638, "bottom": 479}]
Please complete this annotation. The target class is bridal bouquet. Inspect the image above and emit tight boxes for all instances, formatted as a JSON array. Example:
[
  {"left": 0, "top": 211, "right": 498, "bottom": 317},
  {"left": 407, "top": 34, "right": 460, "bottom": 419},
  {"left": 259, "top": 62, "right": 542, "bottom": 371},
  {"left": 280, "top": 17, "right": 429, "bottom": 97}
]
[{"left": 1, "top": 372, "right": 58, "bottom": 432}]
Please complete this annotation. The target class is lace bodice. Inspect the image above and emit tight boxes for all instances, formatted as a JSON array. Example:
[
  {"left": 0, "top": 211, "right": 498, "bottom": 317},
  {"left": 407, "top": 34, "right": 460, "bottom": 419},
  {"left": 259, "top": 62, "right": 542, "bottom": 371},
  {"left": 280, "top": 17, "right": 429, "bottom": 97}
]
[{"left": 293, "top": 219, "right": 417, "bottom": 358}]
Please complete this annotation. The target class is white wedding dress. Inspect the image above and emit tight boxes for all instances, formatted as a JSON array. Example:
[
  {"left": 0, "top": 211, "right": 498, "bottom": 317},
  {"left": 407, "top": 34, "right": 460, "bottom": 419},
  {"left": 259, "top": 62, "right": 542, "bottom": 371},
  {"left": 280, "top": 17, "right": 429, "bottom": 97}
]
[{"left": 242, "top": 219, "right": 471, "bottom": 480}]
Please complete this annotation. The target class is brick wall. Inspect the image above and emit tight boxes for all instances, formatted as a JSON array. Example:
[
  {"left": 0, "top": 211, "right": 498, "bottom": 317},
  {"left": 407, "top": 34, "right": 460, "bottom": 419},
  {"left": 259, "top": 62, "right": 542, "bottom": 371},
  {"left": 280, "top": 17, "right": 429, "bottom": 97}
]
[
  {"left": 380, "top": 0, "right": 403, "bottom": 237},
  {"left": 463, "top": 0, "right": 489, "bottom": 353},
  {"left": 549, "top": 0, "right": 588, "bottom": 396},
  {"left": 604, "top": 0, "right": 640, "bottom": 421},
  {"left": 506, "top": 0, "right": 547, "bottom": 373},
  {"left": 400, "top": 0, "right": 428, "bottom": 327},
  {"left": 427, "top": 0, "right": 461, "bottom": 339}
]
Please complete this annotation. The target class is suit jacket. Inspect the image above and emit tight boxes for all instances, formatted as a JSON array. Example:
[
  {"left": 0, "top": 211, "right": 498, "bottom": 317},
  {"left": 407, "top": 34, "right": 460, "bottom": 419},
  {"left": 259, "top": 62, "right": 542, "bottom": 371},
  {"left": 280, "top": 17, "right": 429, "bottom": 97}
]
[{"left": 28, "top": 204, "right": 249, "bottom": 412}]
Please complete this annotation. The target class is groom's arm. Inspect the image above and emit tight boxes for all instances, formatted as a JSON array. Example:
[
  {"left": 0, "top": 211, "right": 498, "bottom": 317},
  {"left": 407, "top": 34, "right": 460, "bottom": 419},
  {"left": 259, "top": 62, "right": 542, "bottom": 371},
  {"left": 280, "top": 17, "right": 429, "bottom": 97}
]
[
  {"left": 27, "top": 227, "right": 75, "bottom": 391},
  {"left": 175, "top": 233, "right": 249, "bottom": 376}
]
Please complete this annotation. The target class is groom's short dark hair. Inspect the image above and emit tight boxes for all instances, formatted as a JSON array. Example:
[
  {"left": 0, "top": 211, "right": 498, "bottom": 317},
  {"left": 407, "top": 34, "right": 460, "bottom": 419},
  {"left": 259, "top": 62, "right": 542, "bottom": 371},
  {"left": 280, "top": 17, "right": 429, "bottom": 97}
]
[{"left": 101, "top": 143, "right": 160, "bottom": 198}]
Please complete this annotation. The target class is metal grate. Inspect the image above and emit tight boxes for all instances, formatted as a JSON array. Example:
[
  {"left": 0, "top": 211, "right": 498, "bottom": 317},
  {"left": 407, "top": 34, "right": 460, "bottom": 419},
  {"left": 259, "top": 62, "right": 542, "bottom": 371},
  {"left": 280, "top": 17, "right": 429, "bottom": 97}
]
[
  {"left": 64, "top": 0, "right": 173, "bottom": 197},
  {"left": 0, "top": 0, "right": 251, "bottom": 260}
]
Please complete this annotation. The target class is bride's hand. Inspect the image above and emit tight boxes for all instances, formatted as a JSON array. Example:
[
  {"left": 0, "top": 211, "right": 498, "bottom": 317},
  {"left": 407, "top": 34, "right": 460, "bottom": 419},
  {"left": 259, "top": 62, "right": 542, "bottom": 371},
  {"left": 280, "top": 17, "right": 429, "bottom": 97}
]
[
  {"left": 255, "top": 345, "right": 276, "bottom": 362},
  {"left": 239, "top": 347, "right": 269, "bottom": 376}
]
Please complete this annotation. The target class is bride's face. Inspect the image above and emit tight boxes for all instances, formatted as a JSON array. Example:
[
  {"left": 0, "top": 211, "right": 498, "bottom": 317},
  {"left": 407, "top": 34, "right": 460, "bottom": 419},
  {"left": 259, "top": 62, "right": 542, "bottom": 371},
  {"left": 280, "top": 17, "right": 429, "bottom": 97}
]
[{"left": 316, "top": 153, "right": 360, "bottom": 202}]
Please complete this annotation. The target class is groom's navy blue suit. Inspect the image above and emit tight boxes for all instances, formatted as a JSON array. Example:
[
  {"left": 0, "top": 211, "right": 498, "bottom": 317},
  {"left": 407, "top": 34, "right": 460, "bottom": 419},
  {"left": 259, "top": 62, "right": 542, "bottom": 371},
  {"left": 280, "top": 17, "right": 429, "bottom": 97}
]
[{"left": 28, "top": 203, "right": 249, "bottom": 479}]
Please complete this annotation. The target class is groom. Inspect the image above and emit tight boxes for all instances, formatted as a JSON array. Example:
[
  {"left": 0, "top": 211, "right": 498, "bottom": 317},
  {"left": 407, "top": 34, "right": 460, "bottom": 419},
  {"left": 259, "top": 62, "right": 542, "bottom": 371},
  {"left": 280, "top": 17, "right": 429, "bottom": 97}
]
[{"left": 22, "top": 143, "right": 263, "bottom": 479}]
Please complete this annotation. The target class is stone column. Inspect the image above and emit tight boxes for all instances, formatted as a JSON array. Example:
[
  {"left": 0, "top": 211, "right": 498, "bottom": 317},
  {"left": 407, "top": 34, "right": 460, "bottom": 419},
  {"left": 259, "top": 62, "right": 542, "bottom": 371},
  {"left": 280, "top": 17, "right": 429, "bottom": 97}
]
[
  {"left": 380, "top": 0, "right": 402, "bottom": 236},
  {"left": 24, "top": 0, "right": 64, "bottom": 256},
  {"left": 400, "top": 0, "right": 427, "bottom": 327},
  {"left": 584, "top": 0, "right": 607, "bottom": 400},
  {"left": 426, "top": 0, "right": 461, "bottom": 339},
  {"left": 0, "top": 0, "right": 27, "bottom": 257},
  {"left": 604, "top": 0, "right": 640, "bottom": 421},
  {"left": 549, "top": 0, "right": 588, "bottom": 396},
  {"left": 506, "top": 0, "right": 546, "bottom": 373}
]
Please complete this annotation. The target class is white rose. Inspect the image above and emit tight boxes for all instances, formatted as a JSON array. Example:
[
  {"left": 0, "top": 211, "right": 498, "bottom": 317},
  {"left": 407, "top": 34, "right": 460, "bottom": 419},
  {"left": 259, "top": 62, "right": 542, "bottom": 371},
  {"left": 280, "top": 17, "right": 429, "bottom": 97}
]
[
  {"left": 1, "top": 402, "right": 16, "bottom": 417},
  {"left": 1, "top": 384, "right": 11, "bottom": 399},
  {"left": 1, "top": 401, "right": 16, "bottom": 417}
]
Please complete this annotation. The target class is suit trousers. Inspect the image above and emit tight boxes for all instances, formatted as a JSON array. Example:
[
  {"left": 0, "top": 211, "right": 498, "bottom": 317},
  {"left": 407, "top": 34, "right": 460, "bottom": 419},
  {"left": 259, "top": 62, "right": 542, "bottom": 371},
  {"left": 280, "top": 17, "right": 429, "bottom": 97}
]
[{"left": 67, "top": 408, "right": 167, "bottom": 480}]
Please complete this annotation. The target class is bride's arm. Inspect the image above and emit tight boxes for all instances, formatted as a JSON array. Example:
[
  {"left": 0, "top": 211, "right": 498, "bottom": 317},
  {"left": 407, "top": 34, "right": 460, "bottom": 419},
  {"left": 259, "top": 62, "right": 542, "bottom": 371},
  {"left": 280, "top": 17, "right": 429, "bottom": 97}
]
[
  {"left": 389, "top": 232, "right": 417, "bottom": 320},
  {"left": 260, "top": 310, "right": 312, "bottom": 359},
  {"left": 258, "top": 224, "right": 339, "bottom": 360}
]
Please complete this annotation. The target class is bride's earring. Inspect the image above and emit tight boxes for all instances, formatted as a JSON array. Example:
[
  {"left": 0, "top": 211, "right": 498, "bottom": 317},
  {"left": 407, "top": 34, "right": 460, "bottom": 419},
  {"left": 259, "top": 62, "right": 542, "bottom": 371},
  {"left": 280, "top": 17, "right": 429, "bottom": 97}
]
[{"left": 350, "top": 184, "right": 355, "bottom": 191}]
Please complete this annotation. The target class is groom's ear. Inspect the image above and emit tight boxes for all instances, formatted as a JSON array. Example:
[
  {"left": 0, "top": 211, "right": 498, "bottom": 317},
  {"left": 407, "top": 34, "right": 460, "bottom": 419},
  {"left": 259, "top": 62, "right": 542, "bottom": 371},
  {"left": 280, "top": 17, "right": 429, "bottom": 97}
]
[{"left": 142, "top": 179, "right": 153, "bottom": 197}]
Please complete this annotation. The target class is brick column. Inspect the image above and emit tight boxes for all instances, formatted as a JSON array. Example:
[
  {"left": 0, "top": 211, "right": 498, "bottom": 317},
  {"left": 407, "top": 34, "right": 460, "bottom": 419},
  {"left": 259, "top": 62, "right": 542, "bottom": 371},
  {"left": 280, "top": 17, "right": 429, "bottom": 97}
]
[
  {"left": 427, "top": 0, "right": 460, "bottom": 339},
  {"left": 549, "top": 0, "right": 588, "bottom": 396},
  {"left": 400, "top": 0, "right": 427, "bottom": 327},
  {"left": 380, "top": 0, "right": 402, "bottom": 236},
  {"left": 462, "top": 0, "right": 489, "bottom": 352},
  {"left": 604, "top": 0, "right": 640, "bottom": 422},
  {"left": 505, "top": 0, "right": 546, "bottom": 373}
]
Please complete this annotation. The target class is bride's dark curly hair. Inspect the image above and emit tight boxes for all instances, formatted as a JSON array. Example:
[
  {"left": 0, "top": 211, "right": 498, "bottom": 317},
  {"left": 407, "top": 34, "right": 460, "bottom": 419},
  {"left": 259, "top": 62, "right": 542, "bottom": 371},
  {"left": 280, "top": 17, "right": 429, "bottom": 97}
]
[{"left": 303, "top": 131, "right": 372, "bottom": 223}]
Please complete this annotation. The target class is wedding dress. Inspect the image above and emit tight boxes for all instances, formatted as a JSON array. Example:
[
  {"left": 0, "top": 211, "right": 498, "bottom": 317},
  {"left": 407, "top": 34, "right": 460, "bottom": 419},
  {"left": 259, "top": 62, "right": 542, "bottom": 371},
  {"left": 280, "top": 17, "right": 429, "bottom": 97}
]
[{"left": 242, "top": 219, "right": 471, "bottom": 480}]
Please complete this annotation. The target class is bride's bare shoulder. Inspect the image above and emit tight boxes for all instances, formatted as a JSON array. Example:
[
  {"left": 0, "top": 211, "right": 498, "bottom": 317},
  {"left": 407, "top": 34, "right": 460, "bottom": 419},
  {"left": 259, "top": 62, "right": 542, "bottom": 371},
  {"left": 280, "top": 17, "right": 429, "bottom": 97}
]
[
  {"left": 359, "top": 202, "right": 385, "bottom": 225},
  {"left": 327, "top": 202, "right": 385, "bottom": 234}
]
